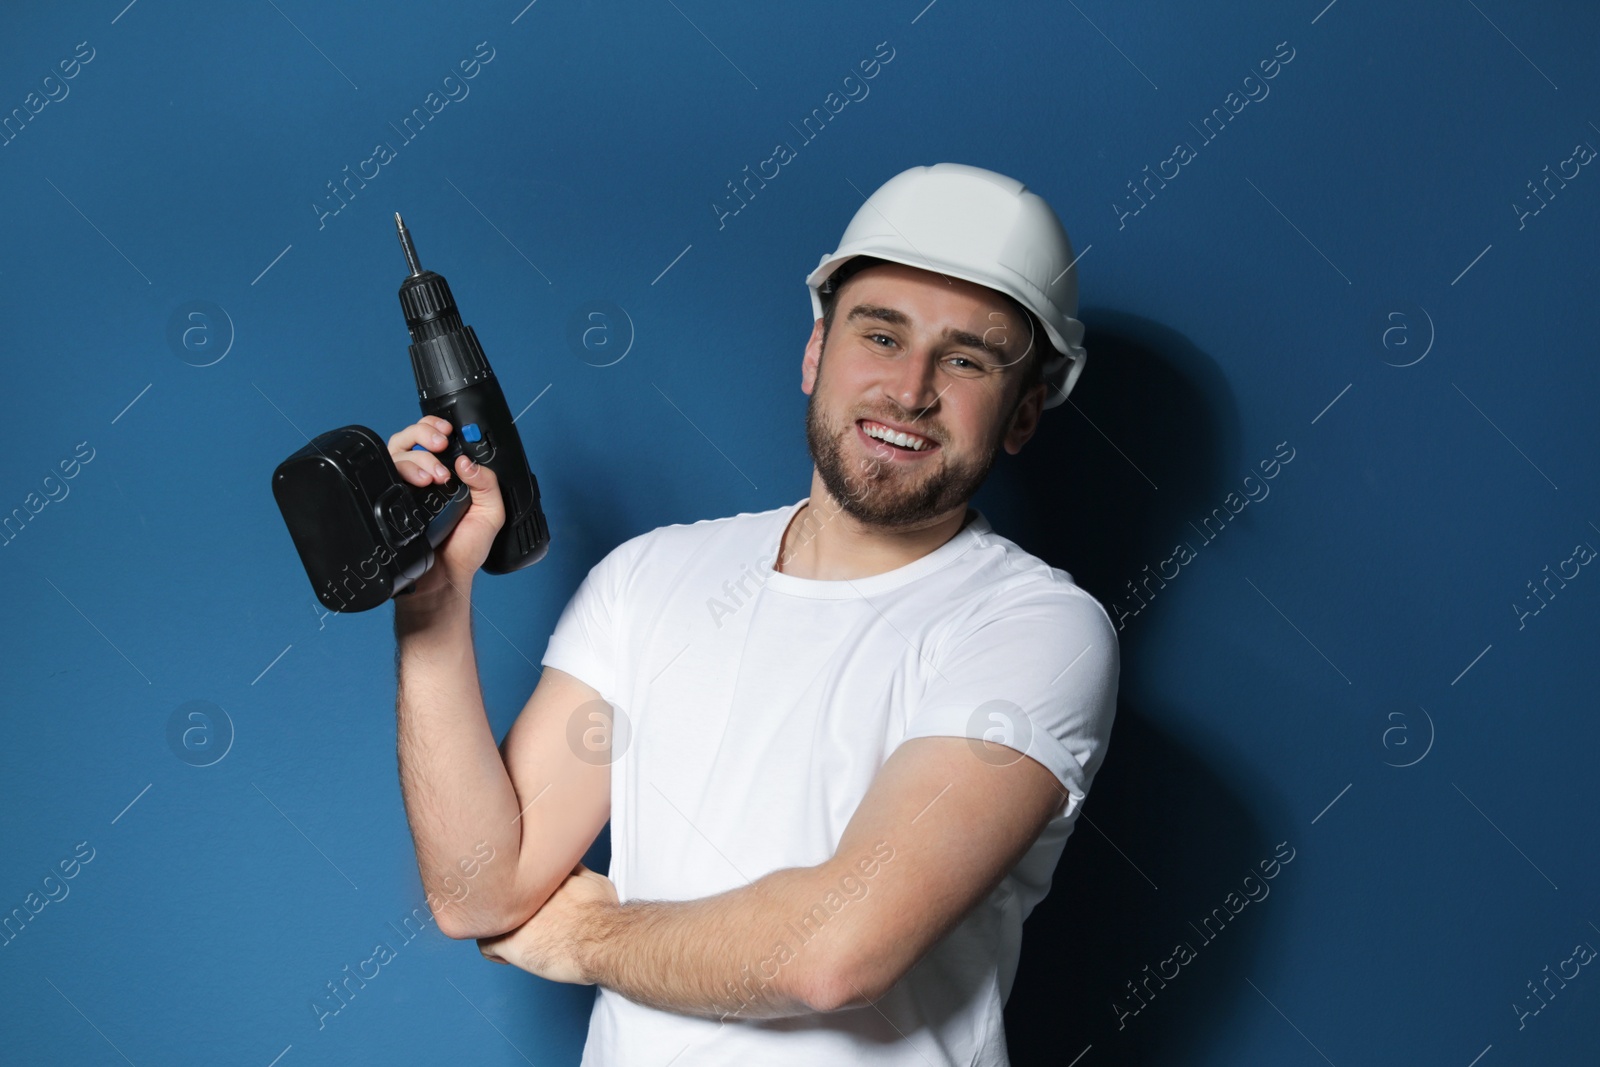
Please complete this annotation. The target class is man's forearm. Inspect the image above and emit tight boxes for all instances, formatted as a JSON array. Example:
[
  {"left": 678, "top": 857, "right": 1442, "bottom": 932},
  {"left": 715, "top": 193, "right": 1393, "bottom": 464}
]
[
  {"left": 394, "top": 584, "right": 527, "bottom": 933},
  {"left": 573, "top": 866, "right": 851, "bottom": 1020}
]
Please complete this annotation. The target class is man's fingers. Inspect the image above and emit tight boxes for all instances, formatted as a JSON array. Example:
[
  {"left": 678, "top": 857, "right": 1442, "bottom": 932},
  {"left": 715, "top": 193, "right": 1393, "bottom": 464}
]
[
  {"left": 396, "top": 450, "right": 452, "bottom": 485},
  {"left": 387, "top": 420, "right": 462, "bottom": 485},
  {"left": 387, "top": 419, "right": 456, "bottom": 474},
  {"left": 388, "top": 423, "right": 449, "bottom": 454}
]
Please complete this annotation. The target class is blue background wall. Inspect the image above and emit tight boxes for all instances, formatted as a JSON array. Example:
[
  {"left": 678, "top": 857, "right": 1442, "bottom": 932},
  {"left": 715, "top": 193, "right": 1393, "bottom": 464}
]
[{"left": 3, "top": 1, "right": 1597, "bottom": 1064}]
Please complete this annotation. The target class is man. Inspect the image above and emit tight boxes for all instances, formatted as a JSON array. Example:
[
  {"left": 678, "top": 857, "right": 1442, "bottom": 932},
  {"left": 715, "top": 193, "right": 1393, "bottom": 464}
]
[{"left": 389, "top": 162, "right": 1119, "bottom": 1065}]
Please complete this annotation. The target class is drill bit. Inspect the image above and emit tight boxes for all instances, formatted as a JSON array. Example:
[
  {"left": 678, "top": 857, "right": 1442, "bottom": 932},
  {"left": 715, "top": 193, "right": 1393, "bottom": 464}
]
[{"left": 395, "top": 212, "right": 423, "bottom": 277}]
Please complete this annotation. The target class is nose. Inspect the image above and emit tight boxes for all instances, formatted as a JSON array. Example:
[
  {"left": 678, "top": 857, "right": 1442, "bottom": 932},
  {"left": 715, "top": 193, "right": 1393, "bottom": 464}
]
[{"left": 886, "top": 343, "right": 940, "bottom": 418}]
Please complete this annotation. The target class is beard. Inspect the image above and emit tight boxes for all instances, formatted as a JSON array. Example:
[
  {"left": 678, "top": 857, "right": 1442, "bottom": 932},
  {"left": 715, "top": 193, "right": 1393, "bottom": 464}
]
[{"left": 803, "top": 351, "right": 1008, "bottom": 529}]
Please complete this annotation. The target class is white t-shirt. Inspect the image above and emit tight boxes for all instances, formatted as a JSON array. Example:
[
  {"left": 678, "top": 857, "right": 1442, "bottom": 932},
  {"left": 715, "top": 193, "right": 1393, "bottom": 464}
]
[{"left": 540, "top": 497, "right": 1120, "bottom": 1066}]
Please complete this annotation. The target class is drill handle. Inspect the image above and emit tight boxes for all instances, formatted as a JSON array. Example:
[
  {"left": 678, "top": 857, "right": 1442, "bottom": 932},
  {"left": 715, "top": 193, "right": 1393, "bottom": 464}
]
[{"left": 419, "top": 377, "right": 550, "bottom": 573}]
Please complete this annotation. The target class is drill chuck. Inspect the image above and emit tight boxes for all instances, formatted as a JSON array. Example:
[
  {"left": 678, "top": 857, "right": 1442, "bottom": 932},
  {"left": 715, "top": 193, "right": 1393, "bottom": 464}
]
[{"left": 395, "top": 213, "right": 491, "bottom": 400}]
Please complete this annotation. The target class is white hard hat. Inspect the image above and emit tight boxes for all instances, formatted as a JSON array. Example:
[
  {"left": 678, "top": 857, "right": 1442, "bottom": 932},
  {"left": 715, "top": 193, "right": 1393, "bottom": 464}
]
[{"left": 806, "top": 163, "right": 1088, "bottom": 408}]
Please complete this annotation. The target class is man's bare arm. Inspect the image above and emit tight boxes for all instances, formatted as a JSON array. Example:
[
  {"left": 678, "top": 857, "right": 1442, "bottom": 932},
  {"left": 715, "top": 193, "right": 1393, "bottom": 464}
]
[
  {"left": 480, "top": 856, "right": 836, "bottom": 1018},
  {"left": 582, "top": 866, "right": 837, "bottom": 1018},
  {"left": 480, "top": 735, "right": 1064, "bottom": 1017},
  {"left": 790, "top": 735, "right": 1066, "bottom": 1010},
  {"left": 394, "top": 584, "right": 611, "bottom": 940}
]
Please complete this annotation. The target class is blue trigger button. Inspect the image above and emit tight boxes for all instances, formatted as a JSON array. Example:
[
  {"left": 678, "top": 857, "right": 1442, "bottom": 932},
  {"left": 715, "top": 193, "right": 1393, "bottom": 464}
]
[{"left": 461, "top": 423, "right": 482, "bottom": 443}]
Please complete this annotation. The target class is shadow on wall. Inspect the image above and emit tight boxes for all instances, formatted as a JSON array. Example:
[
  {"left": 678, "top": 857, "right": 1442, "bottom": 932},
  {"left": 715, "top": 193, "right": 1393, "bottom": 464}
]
[{"left": 981, "top": 313, "right": 1296, "bottom": 1065}]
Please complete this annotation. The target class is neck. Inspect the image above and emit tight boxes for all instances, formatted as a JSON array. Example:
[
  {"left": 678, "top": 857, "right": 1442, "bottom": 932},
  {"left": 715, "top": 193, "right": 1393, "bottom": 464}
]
[{"left": 774, "top": 471, "right": 974, "bottom": 580}]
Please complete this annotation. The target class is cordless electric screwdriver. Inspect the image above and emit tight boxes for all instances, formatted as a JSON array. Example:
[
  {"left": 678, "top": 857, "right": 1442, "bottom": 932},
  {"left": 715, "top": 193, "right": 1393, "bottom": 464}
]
[{"left": 271, "top": 214, "right": 550, "bottom": 612}]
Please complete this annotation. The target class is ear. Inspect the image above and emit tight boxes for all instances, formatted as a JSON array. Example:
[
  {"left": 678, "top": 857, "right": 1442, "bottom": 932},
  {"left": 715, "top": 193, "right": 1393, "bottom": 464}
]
[
  {"left": 1002, "top": 382, "right": 1045, "bottom": 455},
  {"left": 802, "top": 318, "right": 825, "bottom": 395}
]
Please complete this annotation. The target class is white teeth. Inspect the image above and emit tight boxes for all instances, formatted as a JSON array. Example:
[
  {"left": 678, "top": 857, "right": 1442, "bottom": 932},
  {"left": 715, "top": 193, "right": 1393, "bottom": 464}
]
[{"left": 863, "top": 421, "right": 931, "bottom": 451}]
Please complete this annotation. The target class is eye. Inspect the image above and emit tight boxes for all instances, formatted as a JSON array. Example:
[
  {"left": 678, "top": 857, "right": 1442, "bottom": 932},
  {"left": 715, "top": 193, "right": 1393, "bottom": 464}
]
[
  {"left": 868, "top": 332, "right": 896, "bottom": 347},
  {"left": 945, "top": 354, "right": 988, "bottom": 376}
]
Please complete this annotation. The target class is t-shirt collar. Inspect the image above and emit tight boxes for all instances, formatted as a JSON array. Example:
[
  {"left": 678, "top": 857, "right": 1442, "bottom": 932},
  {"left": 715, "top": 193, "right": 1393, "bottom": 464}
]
[{"left": 759, "top": 497, "right": 991, "bottom": 600}]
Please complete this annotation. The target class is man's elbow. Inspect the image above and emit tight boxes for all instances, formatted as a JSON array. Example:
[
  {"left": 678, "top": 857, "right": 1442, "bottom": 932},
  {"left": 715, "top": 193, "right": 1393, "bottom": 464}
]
[
  {"left": 434, "top": 859, "right": 574, "bottom": 940},
  {"left": 803, "top": 958, "right": 893, "bottom": 1014},
  {"left": 433, "top": 900, "right": 535, "bottom": 941},
  {"left": 435, "top": 912, "right": 490, "bottom": 941},
  {"left": 435, "top": 915, "right": 471, "bottom": 940}
]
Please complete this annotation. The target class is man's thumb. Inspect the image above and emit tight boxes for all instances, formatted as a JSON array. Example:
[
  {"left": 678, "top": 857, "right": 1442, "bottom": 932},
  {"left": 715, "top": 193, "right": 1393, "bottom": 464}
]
[{"left": 458, "top": 455, "right": 503, "bottom": 511}]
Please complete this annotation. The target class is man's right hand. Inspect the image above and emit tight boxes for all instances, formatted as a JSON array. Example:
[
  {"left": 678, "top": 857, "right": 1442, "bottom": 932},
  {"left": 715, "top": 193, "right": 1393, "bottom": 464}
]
[{"left": 388, "top": 415, "right": 506, "bottom": 603}]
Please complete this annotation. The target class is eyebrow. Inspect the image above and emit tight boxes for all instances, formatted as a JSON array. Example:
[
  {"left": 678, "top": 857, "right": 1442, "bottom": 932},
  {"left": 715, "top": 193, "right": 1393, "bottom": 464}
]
[{"left": 844, "top": 303, "right": 1007, "bottom": 359}]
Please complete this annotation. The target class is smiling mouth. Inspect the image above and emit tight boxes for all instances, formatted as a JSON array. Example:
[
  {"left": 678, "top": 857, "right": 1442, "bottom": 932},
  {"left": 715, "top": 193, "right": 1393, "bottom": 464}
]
[{"left": 857, "top": 419, "right": 939, "bottom": 455}]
